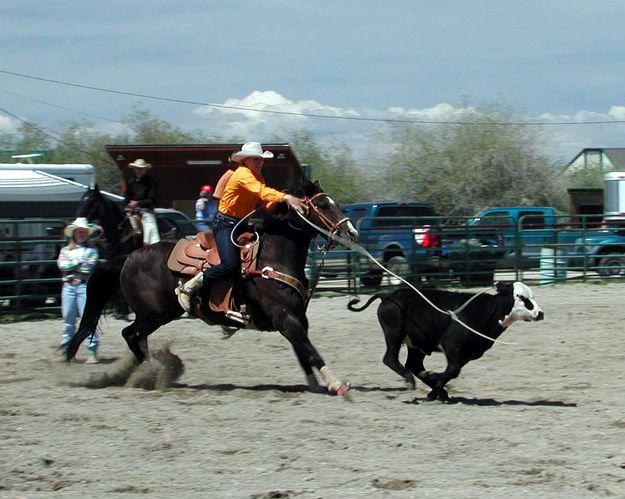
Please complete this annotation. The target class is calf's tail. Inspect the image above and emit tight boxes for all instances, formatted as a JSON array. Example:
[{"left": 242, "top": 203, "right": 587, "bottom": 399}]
[
  {"left": 347, "top": 294, "right": 383, "bottom": 312},
  {"left": 64, "top": 255, "right": 128, "bottom": 362}
]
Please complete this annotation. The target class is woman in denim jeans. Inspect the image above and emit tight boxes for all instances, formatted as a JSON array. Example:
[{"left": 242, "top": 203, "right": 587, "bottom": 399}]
[
  {"left": 57, "top": 218, "right": 99, "bottom": 363},
  {"left": 177, "top": 142, "right": 307, "bottom": 319}
]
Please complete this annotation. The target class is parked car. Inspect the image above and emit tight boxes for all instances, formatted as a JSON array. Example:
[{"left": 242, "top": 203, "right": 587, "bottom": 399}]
[
  {"left": 155, "top": 208, "right": 199, "bottom": 240},
  {"left": 570, "top": 228, "right": 625, "bottom": 276},
  {"left": 456, "top": 207, "right": 616, "bottom": 273}
]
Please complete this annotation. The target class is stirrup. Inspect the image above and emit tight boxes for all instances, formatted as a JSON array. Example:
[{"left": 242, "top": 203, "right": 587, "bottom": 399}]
[{"left": 225, "top": 310, "right": 250, "bottom": 325}]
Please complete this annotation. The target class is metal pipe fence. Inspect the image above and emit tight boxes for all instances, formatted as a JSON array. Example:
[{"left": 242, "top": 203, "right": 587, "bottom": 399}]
[{"left": 2, "top": 215, "right": 622, "bottom": 315}]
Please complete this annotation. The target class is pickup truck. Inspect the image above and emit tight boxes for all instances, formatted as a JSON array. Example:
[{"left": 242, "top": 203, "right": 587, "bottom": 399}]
[
  {"left": 459, "top": 207, "right": 568, "bottom": 269},
  {"left": 570, "top": 228, "right": 625, "bottom": 276},
  {"left": 308, "top": 201, "right": 501, "bottom": 286},
  {"left": 343, "top": 201, "right": 443, "bottom": 286},
  {"left": 458, "top": 206, "right": 622, "bottom": 273}
]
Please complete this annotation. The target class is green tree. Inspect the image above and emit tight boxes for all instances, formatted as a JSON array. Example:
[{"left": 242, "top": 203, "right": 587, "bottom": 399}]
[
  {"left": 49, "top": 122, "right": 121, "bottom": 192},
  {"left": 48, "top": 107, "right": 227, "bottom": 192},
  {"left": 123, "top": 105, "right": 209, "bottom": 144},
  {"left": 566, "top": 162, "right": 612, "bottom": 189},
  {"left": 13, "top": 121, "right": 51, "bottom": 157},
  {"left": 370, "top": 103, "right": 568, "bottom": 215},
  {"left": 279, "top": 129, "right": 365, "bottom": 204}
]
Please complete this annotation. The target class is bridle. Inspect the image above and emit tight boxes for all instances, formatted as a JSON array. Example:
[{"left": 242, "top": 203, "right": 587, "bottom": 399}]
[{"left": 302, "top": 192, "right": 350, "bottom": 236}]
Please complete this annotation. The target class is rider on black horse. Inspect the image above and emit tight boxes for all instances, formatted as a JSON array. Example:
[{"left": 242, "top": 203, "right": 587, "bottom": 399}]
[{"left": 175, "top": 142, "right": 308, "bottom": 320}]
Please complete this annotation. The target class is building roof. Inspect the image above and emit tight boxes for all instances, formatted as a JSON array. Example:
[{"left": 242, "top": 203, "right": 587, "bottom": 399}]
[
  {"left": 568, "top": 147, "right": 625, "bottom": 169},
  {"left": 603, "top": 148, "right": 625, "bottom": 168},
  {"left": 106, "top": 143, "right": 308, "bottom": 205}
]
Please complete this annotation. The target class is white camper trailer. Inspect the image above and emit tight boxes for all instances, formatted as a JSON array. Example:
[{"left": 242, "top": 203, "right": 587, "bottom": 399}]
[
  {"left": 603, "top": 172, "right": 625, "bottom": 222},
  {"left": 0, "top": 163, "right": 95, "bottom": 186}
]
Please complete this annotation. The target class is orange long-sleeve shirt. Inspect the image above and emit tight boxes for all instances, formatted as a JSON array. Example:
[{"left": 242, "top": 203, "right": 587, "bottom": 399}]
[{"left": 217, "top": 166, "right": 285, "bottom": 218}]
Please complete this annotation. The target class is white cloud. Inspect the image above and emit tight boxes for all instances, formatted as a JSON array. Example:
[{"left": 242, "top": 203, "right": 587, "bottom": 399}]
[
  {"left": 89, "top": 121, "right": 131, "bottom": 137},
  {"left": 189, "top": 92, "right": 625, "bottom": 163},
  {"left": 0, "top": 115, "right": 17, "bottom": 133},
  {"left": 608, "top": 106, "right": 625, "bottom": 119},
  {"left": 193, "top": 90, "right": 358, "bottom": 125},
  {"left": 386, "top": 102, "right": 462, "bottom": 121}
]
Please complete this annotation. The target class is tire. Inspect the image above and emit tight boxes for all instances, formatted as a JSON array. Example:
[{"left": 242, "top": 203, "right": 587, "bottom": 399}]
[
  {"left": 597, "top": 254, "right": 625, "bottom": 277},
  {"left": 383, "top": 256, "right": 410, "bottom": 286}
]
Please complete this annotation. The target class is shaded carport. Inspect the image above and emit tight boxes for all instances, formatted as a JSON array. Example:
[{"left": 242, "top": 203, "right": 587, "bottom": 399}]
[{"left": 106, "top": 144, "right": 309, "bottom": 215}]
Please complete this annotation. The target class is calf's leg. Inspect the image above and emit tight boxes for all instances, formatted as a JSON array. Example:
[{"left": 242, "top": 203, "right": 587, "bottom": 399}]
[
  {"left": 381, "top": 332, "right": 416, "bottom": 389},
  {"left": 405, "top": 347, "right": 439, "bottom": 394},
  {"left": 418, "top": 353, "right": 463, "bottom": 401},
  {"left": 378, "top": 302, "right": 416, "bottom": 389}
]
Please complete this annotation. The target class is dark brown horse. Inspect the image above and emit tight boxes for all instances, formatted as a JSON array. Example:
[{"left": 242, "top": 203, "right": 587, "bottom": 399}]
[
  {"left": 76, "top": 185, "right": 143, "bottom": 259},
  {"left": 76, "top": 185, "right": 142, "bottom": 318},
  {"left": 65, "top": 180, "right": 358, "bottom": 395}
]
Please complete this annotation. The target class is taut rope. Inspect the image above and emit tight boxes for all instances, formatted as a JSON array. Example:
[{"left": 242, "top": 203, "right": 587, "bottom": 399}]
[{"left": 295, "top": 211, "right": 515, "bottom": 345}]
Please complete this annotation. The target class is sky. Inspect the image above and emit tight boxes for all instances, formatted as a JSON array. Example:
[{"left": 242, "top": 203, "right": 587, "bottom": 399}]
[{"left": 2, "top": 0, "right": 625, "bottom": 163}]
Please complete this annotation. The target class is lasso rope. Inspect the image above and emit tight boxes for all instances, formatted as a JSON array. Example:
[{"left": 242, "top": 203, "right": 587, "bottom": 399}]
[
  {"left": 294, "top": 211, "right": 515, "bottom": 345},
  {"left": 229, "top": 208, "right": 262, "bottom": 248}
]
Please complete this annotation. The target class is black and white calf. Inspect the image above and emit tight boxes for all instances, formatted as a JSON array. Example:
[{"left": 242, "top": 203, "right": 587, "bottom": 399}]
[{"left": 347, "top": 282, "right": 544, "bottom": 400}]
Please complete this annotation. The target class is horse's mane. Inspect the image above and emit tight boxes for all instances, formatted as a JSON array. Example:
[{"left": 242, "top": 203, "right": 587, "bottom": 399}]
[
  {"left": 98, "top": 190, "right": 124, "bottom": 223},
  {"left": 78, "top": 186, "right": 124, "bottom": 225},
  {"left": 258, "top": 178, "right": 320, "bottom": 235}
]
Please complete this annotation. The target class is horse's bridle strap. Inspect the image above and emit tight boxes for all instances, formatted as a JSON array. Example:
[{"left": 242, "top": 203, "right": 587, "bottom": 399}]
[
  {"left": 303, "top": 193, "right": 349, "bottom": 234},
  {"left": 244, "top": 266, "right": 307, "bottom": 300}
]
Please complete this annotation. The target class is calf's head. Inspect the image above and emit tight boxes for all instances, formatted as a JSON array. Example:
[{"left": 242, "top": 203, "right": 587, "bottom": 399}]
[{"left": 497, "top": 281, "right": 544, "bottom": 328}]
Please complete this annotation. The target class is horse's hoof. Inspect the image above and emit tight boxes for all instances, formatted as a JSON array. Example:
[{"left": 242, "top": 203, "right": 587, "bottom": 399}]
[{"left": 335, "top": 383, "right": 351, "bottom": 396}]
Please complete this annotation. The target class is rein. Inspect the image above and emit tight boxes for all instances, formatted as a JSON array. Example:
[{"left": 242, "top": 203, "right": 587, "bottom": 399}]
[{"left": 294, "top": 211, "right": 515, "bottom": 346}]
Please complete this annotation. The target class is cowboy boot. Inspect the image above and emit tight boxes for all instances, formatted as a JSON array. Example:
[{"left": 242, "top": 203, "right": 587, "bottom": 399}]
[{"left": 176, "top": 273, "right": 204, "bottom": 312}]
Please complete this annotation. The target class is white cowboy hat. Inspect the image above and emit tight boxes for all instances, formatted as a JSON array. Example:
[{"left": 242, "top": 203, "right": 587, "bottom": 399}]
[
  {"left": 64, "top": 217, "right": 95, "bottom": 238},
  {"left": 128, "top": 158, "right": 152, "bottom": 169},
  {"left": 230, "top": 142, "right": 274, "bottom": 163}
]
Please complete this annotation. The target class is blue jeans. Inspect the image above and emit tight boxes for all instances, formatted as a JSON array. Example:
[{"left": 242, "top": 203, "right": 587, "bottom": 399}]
[
  {"left": 202, "top": 214, "right": 242, "bottom": 282},
  {"left": 61, "top": 282, "right": 99, "bottom": 351}
]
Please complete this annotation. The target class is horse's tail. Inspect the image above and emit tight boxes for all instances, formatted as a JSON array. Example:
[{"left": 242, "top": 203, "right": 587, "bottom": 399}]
[
  {"left": 64, "top": 255, "right": 128, "bottom": 362},
  {"left": 347, "top": 293, "right": 384, "bottom": 312}
]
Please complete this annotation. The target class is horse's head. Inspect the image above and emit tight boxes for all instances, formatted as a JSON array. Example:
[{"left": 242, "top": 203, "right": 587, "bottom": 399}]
[
  {"left": 76, "top": 185, "right": 125, "bottom": 235},
  {"left": 77, "top": 186, "right": 99, "bottom": 220},
  {"left": 297, "top": 180, "right": 359, "bottom": 244},
  {"left": 77, "top": 184, "right": 110, "bottom": 222}
]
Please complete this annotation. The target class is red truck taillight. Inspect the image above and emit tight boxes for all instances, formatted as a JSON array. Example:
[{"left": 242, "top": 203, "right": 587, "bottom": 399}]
[{"left": 414, "top": 226, "right": 440, "bottom": 248}]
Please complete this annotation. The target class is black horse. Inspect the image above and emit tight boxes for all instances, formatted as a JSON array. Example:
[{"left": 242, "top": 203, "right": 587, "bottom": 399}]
[
  {"left": 76, "top": 185, "right": 143, "bottom": 318},
  {"left": 76, "top": 185, "right": 143, "bottom": 260},
  {"left": 66, "top": 180, "right": 359, "bottom": 395}
]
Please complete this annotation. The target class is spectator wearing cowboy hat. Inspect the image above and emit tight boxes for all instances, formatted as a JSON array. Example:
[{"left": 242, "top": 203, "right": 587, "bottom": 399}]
[
  {"left": 195, "top": 184, "right": 217, "bottom": 231},
  {"left": 176, "top": 141, "right": 307, "bottom": 317},
  {"left": 124, "top": 158, "right": 160, "bottom": 245},
  {"left": 57, "top": 217, "right": 100, "bottom": 363}
]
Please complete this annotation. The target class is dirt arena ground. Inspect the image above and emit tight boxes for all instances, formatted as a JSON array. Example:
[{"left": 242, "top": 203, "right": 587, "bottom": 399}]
[{"left": 1, "top": 282, "right": 624, "bottom": 498}]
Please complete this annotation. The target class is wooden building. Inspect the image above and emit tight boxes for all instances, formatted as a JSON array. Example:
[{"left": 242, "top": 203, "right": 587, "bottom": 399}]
[
  {"left": 106, "top": 143, "right": 308, "bottom": 216},
  {"left": 565, "top": 148, "right": 625, "bottom": 224}
]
